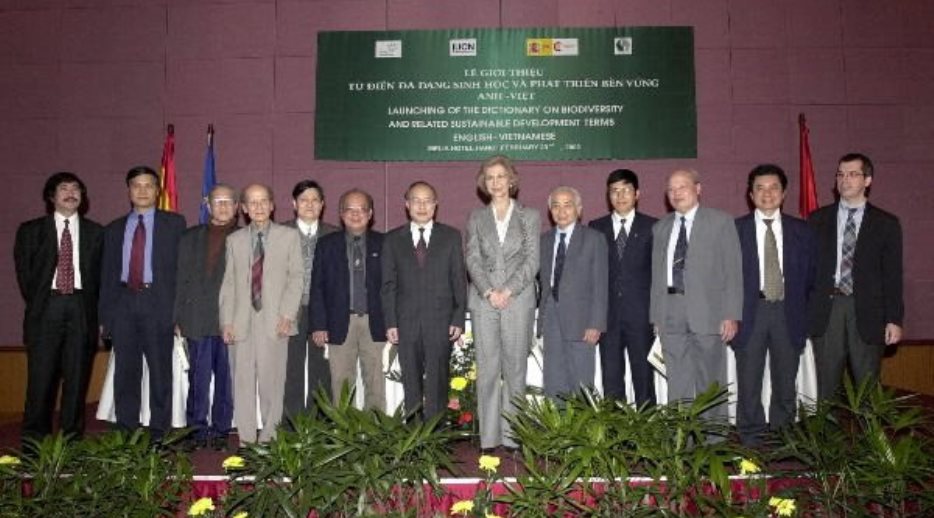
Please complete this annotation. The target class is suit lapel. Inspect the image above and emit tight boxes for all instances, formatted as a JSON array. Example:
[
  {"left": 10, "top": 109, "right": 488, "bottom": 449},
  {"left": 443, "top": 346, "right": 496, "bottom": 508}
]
[{"left": 541, "top": 229, "right": 555, "bottom": 284}]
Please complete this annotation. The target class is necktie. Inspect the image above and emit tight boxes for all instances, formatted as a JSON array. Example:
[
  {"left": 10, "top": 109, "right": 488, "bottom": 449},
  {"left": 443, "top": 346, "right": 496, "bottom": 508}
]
[
  {"left": 56, "top": 219, "right": 75, "bottom": 294},
  {"left": 763, "top": 218, "right": 784, "bottom": 301},
  {"left": 672, "top": 216, "right": 688, "bottom": 292},
  {"left": 616, "top": 218, "right": 628, "bottom": 260},
  {"left": 351, "top": 235, "right": 366, "bottom": 314},
  {"left": 301, "top": 229, "right": 316, "bottom": 304},
  {"left": 552, "top": 232, "right": 566, "bottom": 301},
  {"left": 128, "top": 214, "right": 145, "bottom": 291},
  {"left": 415, "top": 227, "right": 427, "bottom": 268},
  {"left": 838, "top": 208, "right": 858, "bottom": 295},
  {"left": 251, "top": 231, "right": 264, "bottom": 311}
]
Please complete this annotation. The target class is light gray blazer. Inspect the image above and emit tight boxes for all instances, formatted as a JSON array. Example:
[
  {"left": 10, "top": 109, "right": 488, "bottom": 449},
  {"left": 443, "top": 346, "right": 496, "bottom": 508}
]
[
  {"left": 219, "top": 222, "right": 304, "bottom": 341},
  {"left": 465, "top": 201, "right": 541, "bottom": 310},
  {"left": 650, "top": 206, "right": 743, "bottom": 335},
  {"left": 538, "top": 224, "right": 609, "bottom": 339}
]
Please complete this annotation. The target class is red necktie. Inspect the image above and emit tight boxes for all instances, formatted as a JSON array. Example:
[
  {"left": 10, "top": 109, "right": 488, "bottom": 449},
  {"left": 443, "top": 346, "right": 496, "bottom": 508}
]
[
  {"left": 56, "top": 219, "right": 75, "bottom": 294},
  {"left": 415, "top": 227, "right": 427, "bottom": 268},
  {"left": 251, "top": 231, "right": 264, "bottom": 311},
  {"left": 128, "top": 214, "right": 145, "bottom": 291}
]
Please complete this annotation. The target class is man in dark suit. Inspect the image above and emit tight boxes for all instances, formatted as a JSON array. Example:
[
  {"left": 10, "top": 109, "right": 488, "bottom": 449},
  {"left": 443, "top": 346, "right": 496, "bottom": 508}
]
[
  {"left": 174, "top": 184, "right": 238, "bottom": 450},
  {"left": 382, "top": 181, "right": 467, "bottom": 421},
  {"left": 650, "top": 169, "right": 742, "bottom": 422},
  {"left": 310, "top": 189, "right": 387, "bottom": 411},
  {"left": 734, "top": 164, "right": 816, "bottom": 445},
  {"left": 539, "top": 186, "right": 608, "bottom": 400},
  {"left": 283, "top": 180, "right": 338, "bottom": 422},
  {"left": 99, "top": 166, "right": 186, "bottom": 440},
  {"left": 589, "top": 169, "right": 657, "bottom": 406},
  {"left": 808, "top": 153, "right": 903, "bottom": 400},
  {"left": 14, "top": 172, "right": 103, "bottom": 444}
]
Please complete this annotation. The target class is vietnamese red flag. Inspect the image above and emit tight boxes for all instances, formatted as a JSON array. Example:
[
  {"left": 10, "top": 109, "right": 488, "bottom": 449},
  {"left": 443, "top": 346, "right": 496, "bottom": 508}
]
[
  {"left": 158, "top": 124, "right": 178, "bottom": 212},
  {"left": 798, "top": 114, "right": 819, "bottom": 218}
]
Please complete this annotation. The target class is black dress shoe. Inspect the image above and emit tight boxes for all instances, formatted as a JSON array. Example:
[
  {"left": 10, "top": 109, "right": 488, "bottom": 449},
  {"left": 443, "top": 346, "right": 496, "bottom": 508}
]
[
  {"left": 212, "top": 436, "right": 229, "bottom": 451},
  {"left": 479, "top": 447, "right": 498, "bottom": 455}
]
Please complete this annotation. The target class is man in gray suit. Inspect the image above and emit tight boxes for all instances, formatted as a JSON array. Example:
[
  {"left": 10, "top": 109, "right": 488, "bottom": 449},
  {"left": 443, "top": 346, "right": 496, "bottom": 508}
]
[
  {"left": 650, "top": 169, "right": 743, "bottom": 419},
  {"left": 174, "top": 184, "right": 238, "bottom": 450},
  {"left": 383, "top": 181, "right": 467, "bottom": 421},
  {"left": 282, "top": 180, "right": 338, "bottom": 422},
  {"left": 220, "top": 184, "right": 304, "bottom": 445},
  {"left": 539, "top": 186, "right": 608, "bottom": 400}
]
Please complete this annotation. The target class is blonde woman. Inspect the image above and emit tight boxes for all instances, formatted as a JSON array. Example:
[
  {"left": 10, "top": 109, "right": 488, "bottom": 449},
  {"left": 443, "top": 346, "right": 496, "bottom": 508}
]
[{"left": 465, "top": 156, "right": 540, "bottom": 452}]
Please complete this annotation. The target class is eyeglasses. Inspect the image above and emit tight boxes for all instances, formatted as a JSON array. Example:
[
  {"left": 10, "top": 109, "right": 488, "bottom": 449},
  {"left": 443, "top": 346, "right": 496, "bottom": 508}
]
[
  {"left": 835, "top": 171, "right": 866, "bottom": 180},
  {"left": 407, "top": 198, "right": 436, "bottom": 207}
]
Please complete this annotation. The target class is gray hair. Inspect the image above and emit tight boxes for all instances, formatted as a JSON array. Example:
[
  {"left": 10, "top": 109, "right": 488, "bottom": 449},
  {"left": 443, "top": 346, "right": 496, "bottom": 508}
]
[{"left": 547, "top": 186, "right": 583, "bottom": 209}]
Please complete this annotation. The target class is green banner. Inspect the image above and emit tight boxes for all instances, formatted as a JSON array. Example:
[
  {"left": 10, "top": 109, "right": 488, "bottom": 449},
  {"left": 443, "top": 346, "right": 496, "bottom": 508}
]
[{"left": 315, "top": 27, "right": 696, "bottom": 161}]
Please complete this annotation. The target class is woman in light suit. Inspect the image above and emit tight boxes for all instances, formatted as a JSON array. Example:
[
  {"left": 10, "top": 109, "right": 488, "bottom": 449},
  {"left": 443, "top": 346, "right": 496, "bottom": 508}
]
[{"left": 466, "top": 156, "right": 540, "bottom": 451}]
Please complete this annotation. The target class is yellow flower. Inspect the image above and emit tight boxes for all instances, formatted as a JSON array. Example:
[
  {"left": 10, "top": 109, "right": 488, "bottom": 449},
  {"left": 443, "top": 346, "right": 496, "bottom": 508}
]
[
  {"left": 769, "top": 497, "right": 796, "bottom": 516},
  {"left": 232, "top": 512, "right": 248, "bottom": 518},
  {"left": 0, "top": 455, "right": 21, "bottom": 466},
  {"left": 467, "top": 364, "right": 477, "bottom": 381},
  {"left": 478, "top": 454, "right": 501, "bottom": 473},
  {"left": 450, "top": 500, "right": 474, "bottom": 515},
  {"left": 739, "top": 458, "right": 761, "bottom": 475},
  {"left": 450, "top": 376, "right": 468, "bottom": 391},
  {"left": 222, "top": 455, "right": 245, "bottom": 470},
  {"left": 188, "top": 497, "right": 215, "bottom": 516}
]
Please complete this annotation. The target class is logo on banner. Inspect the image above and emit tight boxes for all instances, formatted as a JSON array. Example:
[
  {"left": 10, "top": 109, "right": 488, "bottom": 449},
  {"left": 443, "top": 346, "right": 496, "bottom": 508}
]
[
  {"left": 450, "top": 38, "right": 477, "bottom": 56},
  {"left": 614, "top": 37, "right": 633, "bottom": 55},
  {"left": 526, "top": 38, "right": 579, "bottom": 56},
  {"left": 375, "top": 40, "right": 402, "bottom": 58}
]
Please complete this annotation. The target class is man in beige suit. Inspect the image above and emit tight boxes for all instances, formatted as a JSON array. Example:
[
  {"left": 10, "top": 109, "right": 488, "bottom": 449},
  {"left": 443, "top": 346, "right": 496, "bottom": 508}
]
[{"left": 220, "top": 184, "right": 303, "bottom": 445}]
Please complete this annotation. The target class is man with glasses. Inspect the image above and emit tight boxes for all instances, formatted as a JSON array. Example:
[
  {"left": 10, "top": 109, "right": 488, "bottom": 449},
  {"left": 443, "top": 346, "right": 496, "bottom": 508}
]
[
  {"left": 310, "top": 189, "right": 387, "bottom": 411},
  {"left": 382, "top": 181, "right": 467, "bottom": 421},
  {"left": 220, "top": 184, "right": 303, "bottom": 445},
  {"left": 174, "top": 184, "right": 239, "bottom": 450},
  {"left": 282, "top": 180, "right": 338, "bottom": 422},
  {"left": 808, "top": 153, "right": 903, "bottom": 400},
  {"left": 589, "top": 169, "right": 657, "bottom": 407}
]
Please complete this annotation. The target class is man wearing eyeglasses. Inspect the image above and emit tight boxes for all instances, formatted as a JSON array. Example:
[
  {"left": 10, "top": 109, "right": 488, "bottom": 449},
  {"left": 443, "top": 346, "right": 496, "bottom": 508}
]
[
  {"left": 174, "top": 184, "right": 239, "bottom": 450},
  {"left": 808, "top": 153, "right": 903, "bottom": 400},
  {"left": 310, "top": 189, "right": 387, "bottom": 411},
  {"left": 381, "top": 181, "right": 467, "bottom": 421},
  {"left": 219, "top": 184, "right": 304, "bottom": 445}
]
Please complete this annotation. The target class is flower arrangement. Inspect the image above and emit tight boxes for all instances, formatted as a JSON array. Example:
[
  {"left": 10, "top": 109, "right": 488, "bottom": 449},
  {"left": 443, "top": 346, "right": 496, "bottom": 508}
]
[{"left": 448, "top": 330, "right": 478, "bottom": 434}]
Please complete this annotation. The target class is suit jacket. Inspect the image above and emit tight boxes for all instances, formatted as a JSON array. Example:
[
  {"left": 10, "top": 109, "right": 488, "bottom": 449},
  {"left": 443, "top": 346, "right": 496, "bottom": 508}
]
[
  {"left": 589, "top": 211, "right": 657, "bottom": 332},
  {"left": 14, "top": 214, "right": 104, "bottom": 346},
  {"left": 465, "top": 202, "right": 540, "bottom": 310},
  {"left": 807, "top": 203, "right": 903, "bottom": 345},
  {"left": 309, "top": 230, "right": 386, "bottom": 343},
  {"left": 219, "top": 222, "right": 304, "bottom": 340},
  {"left": 381, "top": 222, "right": 467, "bottom": 333},
  {"left": 99, "top": 210, "right": 186, "bottom": 332},
  {"left": 650, "top": 206, "right": 743, "bottom": 335},
  {"left": 174, "top": 223, "right": 238, "bottom": 339},
  {"left": 734, "top": 212, "right": 816, "bottom": 351},
  {"left": 538, "top": 224, "right": 609, "bottom": 339}
]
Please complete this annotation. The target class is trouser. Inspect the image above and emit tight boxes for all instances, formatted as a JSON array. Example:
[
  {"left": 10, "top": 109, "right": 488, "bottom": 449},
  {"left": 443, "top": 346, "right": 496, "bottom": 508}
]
[{"left": 185, "top": 335, "right": 233, "bottom": 439}]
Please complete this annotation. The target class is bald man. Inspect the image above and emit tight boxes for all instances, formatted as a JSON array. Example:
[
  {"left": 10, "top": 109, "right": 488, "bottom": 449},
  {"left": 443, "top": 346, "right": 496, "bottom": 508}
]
[
  {"left": 650, "top": 169, "right": 743, "bottom": 422},
  {"left": 220, "top": 184, "right": 303, "bottom": 445}
]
